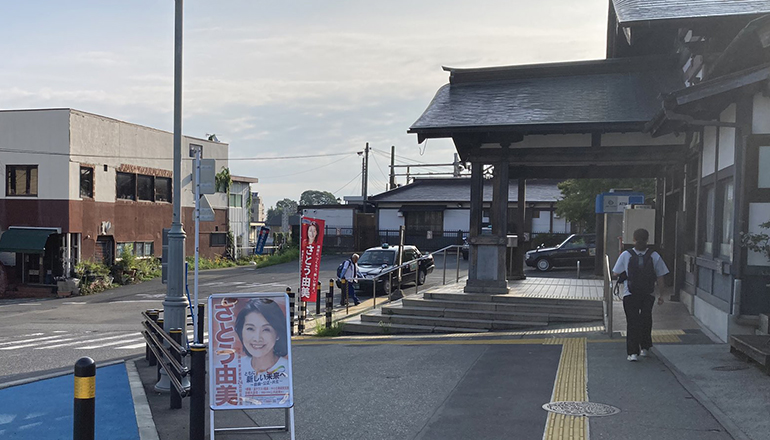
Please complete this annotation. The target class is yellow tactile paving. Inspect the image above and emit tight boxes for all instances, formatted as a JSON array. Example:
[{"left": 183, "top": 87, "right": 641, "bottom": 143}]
[{"left": 543, "top": 338, "right": 588, "bottom": 440}]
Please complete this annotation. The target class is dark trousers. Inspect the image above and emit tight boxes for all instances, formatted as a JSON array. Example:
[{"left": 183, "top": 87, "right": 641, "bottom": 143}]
[
  {"left": 623, "top": 294, "right": 655, "bottom": 355},
  {"left": 341, "top": 282, "right": 360, "bottom": 305}
]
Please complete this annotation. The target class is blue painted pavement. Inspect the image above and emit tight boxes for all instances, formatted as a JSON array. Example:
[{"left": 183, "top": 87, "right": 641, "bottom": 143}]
[{"left": 0, "top": 363, "right": 139, "bottom": 439}]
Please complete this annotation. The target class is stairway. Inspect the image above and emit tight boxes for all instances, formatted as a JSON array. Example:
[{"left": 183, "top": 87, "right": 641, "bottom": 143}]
[{"left": 341, "top": 290, "right": 604, "bottom": 335}]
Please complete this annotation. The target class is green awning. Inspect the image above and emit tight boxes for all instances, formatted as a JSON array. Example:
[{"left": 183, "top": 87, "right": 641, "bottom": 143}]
[{"left": 0, "top": 228, "right": 58, "bottom": 254}]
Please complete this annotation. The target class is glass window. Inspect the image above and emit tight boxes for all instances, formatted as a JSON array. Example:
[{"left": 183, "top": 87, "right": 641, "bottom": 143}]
[
  {"left": 719, "top": 181, "right": 734, "bottom": 258},
  {"left": 155, "top": 177, "right": 171, "bottom": 203},
  {"left": 5, "top": 165, "right": 38, "bottom": 196},
  {"left": 137, "top": 175, "right": 154, "bottom": 201},
  {"left": 116, "top": 242, "right": 132, "bottom": 257},
  {"left": 405, "top": 210, "right": 443, "bottom": 233},
  {"left": 210, "top": 233, "right": 227, "bottom": 247},
  {"left": 229, "top": 193, "right": 243, "bottom": 207},
  {"left": 116, "top": 172, "right": 136, "bottom": 200},
  {"left": 703, "top": 186, "right": 715, "bottom": 255},
  {"left": 80, "top": 167, "right": 93, "bottom": 198}
]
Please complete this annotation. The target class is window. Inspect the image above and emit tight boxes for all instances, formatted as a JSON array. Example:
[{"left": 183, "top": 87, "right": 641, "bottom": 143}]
[
  {"left": 406, "top": 211, "right": 443, "bottom": 233},
  {"left": 155, "top": 177, "right": 171, "bottom": 203},
  {"left": 80, "top": 167, "right": 93, "bottom": 198},
  {"left": 116, "top": 172, "right": 136, "bottom": 200},
  {"left": 137, "top": 175, "right": 154, "bottom": 201},
  {"left": 117, "top": 241, "right": 154, "bottom": 258},
  {"left": 116, "top": 242, "right": 133, "bottom": 257},
  {"left": 210, "top": 233, "right": 227, "bottom": 247},
  {"left": 719, "top": 180, "right": 734, "bottom": 259},
  {"left": 760, "top": 147, "right": 770, "bottom": 188},
  {"left": 6, "top": 165, "right": 38, "bottom": 196},
  {"left": 229, "top": 193, "right": 243, "bottom": 207}
]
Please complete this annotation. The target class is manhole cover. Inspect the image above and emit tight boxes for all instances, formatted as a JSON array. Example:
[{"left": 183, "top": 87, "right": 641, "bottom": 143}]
[
  {"left": 712, "top": 365, "right": 750, "bottom": 371},
  {"left": 542, "top": 401, "right": 620, "bottom": 417}
]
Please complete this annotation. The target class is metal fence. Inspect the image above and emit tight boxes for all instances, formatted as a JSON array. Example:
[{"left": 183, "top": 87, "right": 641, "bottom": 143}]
[
  {"left": 322, "top": 227, "right": 355, "bottom": 253},
  {"left": 378, "top": 229, "right": 467, "bottom": 252}
]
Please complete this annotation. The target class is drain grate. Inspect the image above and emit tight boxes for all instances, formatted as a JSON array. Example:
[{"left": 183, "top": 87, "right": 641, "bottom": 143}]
[
  {"left": 542, "top": 401, "right": 620, "bottom": 417},
  {"left": 712, "top": 365, "right": 750, "bottom": 372}
]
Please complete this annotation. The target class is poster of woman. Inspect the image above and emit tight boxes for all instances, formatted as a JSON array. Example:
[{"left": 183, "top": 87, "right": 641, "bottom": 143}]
[
  {"left": 208, "top": 293, "right": 294, "bottom": 410},
  {"left": 300, "top": 217, "right": 325, "bottom": 302}
]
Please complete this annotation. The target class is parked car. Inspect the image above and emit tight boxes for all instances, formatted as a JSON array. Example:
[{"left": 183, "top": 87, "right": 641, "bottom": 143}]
[
  {"left": 354, "top": 244, "right": 435, "bottom": 294},
  {"left": 525, "top": 234, "right": 596, "bottom": 272}
]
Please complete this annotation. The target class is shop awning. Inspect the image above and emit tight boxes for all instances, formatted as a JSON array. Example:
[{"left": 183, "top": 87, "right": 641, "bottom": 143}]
[{"left": 0, "top": 228, "right": 58, "bottom": 254}]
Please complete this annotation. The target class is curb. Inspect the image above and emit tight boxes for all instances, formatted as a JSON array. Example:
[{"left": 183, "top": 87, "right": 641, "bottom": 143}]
[
  {"left": 126, "top": 358, "right": 160, "bottom": 440},
  {"left": 0, "top": 358, "right": 125, "bottom": 390},
  {"left": 653, "top": 347, "right": 751, "bottom": 440}
]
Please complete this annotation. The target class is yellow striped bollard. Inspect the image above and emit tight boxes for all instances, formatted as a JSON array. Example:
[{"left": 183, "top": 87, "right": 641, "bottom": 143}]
[{"left": 73, "top": 357, "right": 96, "bottom": 440}]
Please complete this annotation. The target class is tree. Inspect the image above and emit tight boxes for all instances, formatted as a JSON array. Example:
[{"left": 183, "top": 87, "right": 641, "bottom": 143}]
[
  {"left": 555, "top": 179, "right": 656, "bottom": 232},
  {"left": 300, "top": 190, "right": 338, "bottom": 206},
  {"left": 266, "top": 198, "right": 299, "bottom": 224}
]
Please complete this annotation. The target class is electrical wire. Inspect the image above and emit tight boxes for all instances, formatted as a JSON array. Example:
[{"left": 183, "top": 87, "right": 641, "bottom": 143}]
[
  {"left": 332, "top": 171, "right": 362, "bottom": 196},
  {"left": 258, "top": 154, "right": 352, "bottom": 180},
  {"left": 369, "top": 152, "right": 390, "bottom": 181},
  {"left": 0, "top": 146, "right": 354, "bottom": 162}
]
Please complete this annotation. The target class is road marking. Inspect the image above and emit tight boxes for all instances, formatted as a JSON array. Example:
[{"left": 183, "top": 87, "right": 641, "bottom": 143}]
[
  {"left": 62, "top": 302, "right": 87, "bottom": 305},
  {"left": 36, "top": 333, "right": 137, "bottom": 349},
  {"left": 0, "top": 335, "right": 68, "bottom": 347},
  {"left": 116, "top": 342, "right": 149, "bottom": 350},
  {"left": 0, "top": 333, "right": 44, "bottom": 343},
  {"left": 109, "top": 300, "right": 165, "bottom": 303},
  {"left": 1, "top": 337, "right": 81, "bottom": 350},
  {"left": 78, "top": 336, "right": 145, "bottom": 350},
  {"left": 543, "top": 338, "right": 588, "bottom": 440}
]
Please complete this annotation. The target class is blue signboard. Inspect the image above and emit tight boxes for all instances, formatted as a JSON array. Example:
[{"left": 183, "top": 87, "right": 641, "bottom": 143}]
[
  {"left": 255, "top": 226, "right": 270, "bottom": 255},
  {"left": 595, "top": 192, "right": 645, "bottom": 214}
]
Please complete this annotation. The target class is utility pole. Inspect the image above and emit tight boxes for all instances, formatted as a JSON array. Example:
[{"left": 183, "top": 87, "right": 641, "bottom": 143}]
[
  {"left": 389, "top": 145, "right": 396, "bottom": 190},
  {"left": 158, "top": 0, "right": 187, "bottom": 392},
  {"left": 361, "top": 142, "right": 370, "bottom": 202}
]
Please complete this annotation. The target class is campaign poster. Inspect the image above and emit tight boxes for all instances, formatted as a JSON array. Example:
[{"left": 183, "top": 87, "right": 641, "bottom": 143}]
[
  {"left": 300, "top": 217, "right": 325, "bottom": 302},
  {"left": 255, "top": 226, "right": 270, "bottom": 255},
  {"left": 208, "top": 293, "right": 294, "bottom": 410}
]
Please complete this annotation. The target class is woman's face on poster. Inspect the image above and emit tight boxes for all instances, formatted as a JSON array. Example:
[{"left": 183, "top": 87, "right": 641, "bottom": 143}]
[
  {"left": 242, "top": 312, "right": 278, "bottom": 359},
  {"left": 307, "top": 224, "right": 318, "bottom": 243}
]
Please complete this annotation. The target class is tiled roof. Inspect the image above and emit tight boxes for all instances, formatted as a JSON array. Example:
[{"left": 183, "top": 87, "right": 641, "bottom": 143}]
[
  {"left": 613, "top": 0, "right": 770, "bottom": 25},
  {"left": 409, "top": 57, "right": 682, "bottom": 135},
  {"left": 369, "top": 178, "right": 563, "bottom": 204}
]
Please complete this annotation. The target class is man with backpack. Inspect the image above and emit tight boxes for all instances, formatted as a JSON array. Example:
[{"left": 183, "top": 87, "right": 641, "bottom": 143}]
[
  {"left": 337, "top": 253, "right": 361, "bottom": 306},
  {"left": 612, "top": 228, "right": 669, "bottom": 362}
]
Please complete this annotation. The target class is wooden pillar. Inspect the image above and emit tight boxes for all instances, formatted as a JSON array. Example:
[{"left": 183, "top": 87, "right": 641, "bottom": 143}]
[
  {"left": 468, "top": 162, "right": 483, "bottom": 282},
  {"left": 509, "top": 178, "right": 526, "bottom": 280},
  {"left": 492, "top": 161, "right": 510, "bottom": 282}
]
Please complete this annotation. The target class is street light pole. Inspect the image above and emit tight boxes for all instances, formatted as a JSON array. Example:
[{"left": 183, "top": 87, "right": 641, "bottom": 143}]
[{"left": 164, "top": 0, "right": 187, "bottom": 342}]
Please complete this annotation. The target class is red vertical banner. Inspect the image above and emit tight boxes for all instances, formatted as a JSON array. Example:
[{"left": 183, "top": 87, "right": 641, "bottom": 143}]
[{"left": 300, "top": 217, "right": 325, "bottom": 302}]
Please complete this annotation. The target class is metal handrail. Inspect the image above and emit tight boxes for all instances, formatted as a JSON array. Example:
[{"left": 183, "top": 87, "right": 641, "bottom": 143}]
[
  {"left": 143, "top": 332, "right": 188, "bottom": 397},
  {"left": 142, "top": 311, "right": 187, "bottom": 356},
  {"left": 603, "top": 254, "right": 613, "bottom": 337},
  {"left": 141, "top": 323, "right": 189, "bottom": 377}
]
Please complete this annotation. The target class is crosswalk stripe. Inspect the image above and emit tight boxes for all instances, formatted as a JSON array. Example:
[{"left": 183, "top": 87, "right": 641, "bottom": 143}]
[
  {"left": 77, "top": 336, "right": 145, "bottom": 350},
  {"left": 0, "top": 332, "right": 44, "bottom": 343},
  {"left": 0, "top": 335, "right": 71, "bottom": 347},
  {"left": 1, "top": 337, "right": 80, "bottom": 350},
  {"left": 36, "top": 333, "right": 138, "bottom": 350},
  {"left": 116, "top": 342, "right": 149, "bottom": 350}
]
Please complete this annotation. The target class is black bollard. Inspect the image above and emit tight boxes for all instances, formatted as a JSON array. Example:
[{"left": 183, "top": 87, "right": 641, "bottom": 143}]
[
  {"left": 156, "top": 318, "right": 164, "bottom": 382},
  {"left": 298, "top": 299, "right": 306, "bottom": 335},
  {"left": 189, "top": 343, "right": 206, "bottom": 440},
  {"left": 287, "top": 287, "right": 295, "bottom": 336},
  {"left": 146, "top": 310, "right": 159, "bottom": 366},
  {"left": 316, "top": 281, "right": 322, "bottom": 315},
  {"left": 196, "top": 303, "right": 205, "bottom": 344},
  {"left": 170, "top": 328, "right": 183, "bottom": 409},
  {"left": 342, "top": 279, "right": 349, "bottom": 313},
  {"left": 73, "top": 357, "right": 96, "bottom": 440},
  {"left": 326, "top": 280, "right": 334, "bottom": 329}
]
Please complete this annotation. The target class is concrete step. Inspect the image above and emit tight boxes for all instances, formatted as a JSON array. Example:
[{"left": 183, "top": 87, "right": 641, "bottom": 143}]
[
  {"left": 403, "top": 297, "right": 603, "bottom": 319},
  {"left": 340, "top": 319, "right": 487, "bottom": 335},
  {"left": 361, "top": 309, "right": 548, "bottom": 330},
  {"left": 423, "top": 291, "right": 603, "bottom": 310},
  {"left": 387, "top": 303, "right": 601, "bottom": 323}
]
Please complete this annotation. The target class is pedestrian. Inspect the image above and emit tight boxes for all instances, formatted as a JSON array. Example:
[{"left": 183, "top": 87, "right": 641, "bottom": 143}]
[
  {"left": 339, "top": 253, "right": 362, "bottom": 306},
  {"left": 612, "top": 228, "right": 669, "bottom": 362}
]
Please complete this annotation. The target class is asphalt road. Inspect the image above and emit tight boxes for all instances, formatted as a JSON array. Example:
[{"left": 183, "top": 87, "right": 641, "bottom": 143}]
[{"left": 0, "top": 252, "right": 468, "bottom": 384}]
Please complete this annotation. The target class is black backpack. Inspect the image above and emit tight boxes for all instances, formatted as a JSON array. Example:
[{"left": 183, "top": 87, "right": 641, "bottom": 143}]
[
  {"left": 626, "top": 249, "right": 656, "bottom": 295},
  {"left": 336, "top": 259, "right": 352, "bottom": 288}
]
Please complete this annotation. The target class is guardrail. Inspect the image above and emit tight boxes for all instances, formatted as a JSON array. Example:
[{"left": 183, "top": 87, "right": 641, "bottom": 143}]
[{"left": 603, "top": 254, "right": 613, "bottom": 337}]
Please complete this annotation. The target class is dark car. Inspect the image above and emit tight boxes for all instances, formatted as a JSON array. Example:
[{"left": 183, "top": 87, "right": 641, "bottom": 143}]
[
  {"left": 354, "top": 244, "right": 435, "bottom": 294},
  {"left": 525, "top": 234, "right": 596, "bottom": 272}
]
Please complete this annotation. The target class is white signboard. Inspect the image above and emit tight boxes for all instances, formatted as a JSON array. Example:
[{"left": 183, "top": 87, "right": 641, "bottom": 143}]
[
  {"left": 208, "top": 293, "right": 294, "bottom": 410},
  {"left": 199, "top": 159, "right": 217, "bottom": 194},
  {"left": 198, "top": 196, "right": 215, "bottom": 222}
]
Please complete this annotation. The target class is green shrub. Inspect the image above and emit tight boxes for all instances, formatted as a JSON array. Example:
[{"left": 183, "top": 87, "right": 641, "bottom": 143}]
[
  {"left": 314, "top": 321, "right": 345, "bottom": 337},
  {"left": 75, "top": 260, "right": 114, "bottom": 295}
]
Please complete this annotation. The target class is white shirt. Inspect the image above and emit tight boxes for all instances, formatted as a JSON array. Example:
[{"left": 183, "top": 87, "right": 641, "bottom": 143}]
[{"left": 612, "top": 248, "right": 669, "bottom": 297}]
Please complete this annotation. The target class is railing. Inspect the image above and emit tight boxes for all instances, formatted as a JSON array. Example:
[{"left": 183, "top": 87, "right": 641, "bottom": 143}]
[
  {"left": 603, "top": 254, "right": 613, "bottom": 337},
  {"left": 141, "top": 310, "right": 189, "bottom": 406}
]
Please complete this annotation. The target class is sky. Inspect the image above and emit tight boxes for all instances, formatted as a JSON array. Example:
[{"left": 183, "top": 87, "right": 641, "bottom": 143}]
[{"left": 1, "top": 0, "right": 608, "bottom": 210}]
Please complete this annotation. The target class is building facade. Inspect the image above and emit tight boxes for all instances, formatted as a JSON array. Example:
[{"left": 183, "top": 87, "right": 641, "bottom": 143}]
[{"left": 0, "top": 108, "right": 229, "bottom": 288}]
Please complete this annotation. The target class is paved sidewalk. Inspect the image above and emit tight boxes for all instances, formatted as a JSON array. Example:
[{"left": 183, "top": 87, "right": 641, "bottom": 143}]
[{"left": 127, "top": 281, "right": 770, "bottom": 440}]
